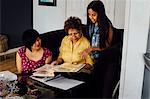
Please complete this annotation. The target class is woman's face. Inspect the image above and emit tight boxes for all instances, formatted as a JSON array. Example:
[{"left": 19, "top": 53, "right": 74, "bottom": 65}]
[
  {"left": 32, "top": 37, "right": 41, "bottom": 50},
  {"left": 68, "top": 28, "right": 82, "bottom": 42},
  {"left": 88, "top": 8, "right": 98, "bottom": 24}
]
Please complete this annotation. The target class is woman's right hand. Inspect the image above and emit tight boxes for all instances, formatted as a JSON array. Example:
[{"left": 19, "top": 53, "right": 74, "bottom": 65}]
[{"left": 51, "top": 61, "right": 59, "bottom": 66}]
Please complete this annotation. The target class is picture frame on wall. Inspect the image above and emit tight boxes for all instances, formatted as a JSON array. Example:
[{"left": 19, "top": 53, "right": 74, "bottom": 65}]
[{"left": 39, "top": 0, "right": 56, "bottom": 6}]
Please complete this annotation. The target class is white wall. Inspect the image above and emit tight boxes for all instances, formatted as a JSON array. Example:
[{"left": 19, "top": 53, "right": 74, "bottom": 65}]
[
  {"left": 66, "top": 0, "right": 92, "bottom": 24},
  {"left": 94, "top": 0, "right": 125, "bottom": 29},
  {"left": 33, "top": 0, "right": 66, "bottom": 33},
  {"left": 33, "top": 0, "right": 91, "bottom": 34},
  {"left": 119, "top": 0, "right": 150, "bottom": 98},
  {"left": 113, "top": 0, "right": 126, "bottom": 29},
  {"left": 33, "top": 0, "right": 125, "bottom": 34}
]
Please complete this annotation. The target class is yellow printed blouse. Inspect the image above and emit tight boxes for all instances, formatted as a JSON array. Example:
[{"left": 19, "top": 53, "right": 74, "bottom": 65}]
[{"left": 58, "top": 35, "right": 93, "bottom": 65}]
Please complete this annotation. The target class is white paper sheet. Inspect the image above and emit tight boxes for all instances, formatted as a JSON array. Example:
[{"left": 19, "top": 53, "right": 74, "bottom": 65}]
[
  {"left": 30, "top": 76, "right": 84, "bottom": 90},
  {"left": 0, "top": 71, "right": 17, "bottom": 81}
]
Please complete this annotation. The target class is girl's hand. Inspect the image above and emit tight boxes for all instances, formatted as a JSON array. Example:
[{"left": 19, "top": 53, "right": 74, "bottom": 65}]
[
  {"left": 84, "top": 63, "right": 93, "bottom": 70},
  {"left": 81, "top": 48, "right": 92, "bottom": 59}
]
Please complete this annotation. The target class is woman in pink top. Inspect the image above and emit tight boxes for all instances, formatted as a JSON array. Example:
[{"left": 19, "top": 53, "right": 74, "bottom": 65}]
[{"left": 16, "top": 29, "right": 52, "bottom": 75}]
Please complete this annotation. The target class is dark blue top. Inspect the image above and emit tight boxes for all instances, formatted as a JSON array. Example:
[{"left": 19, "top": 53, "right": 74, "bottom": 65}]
[
  {"left": 86, "top": 24, "right": 124, "bottom": 62},
  {"left": 88, "top": 24, "right": 100, "bottom": 59}
]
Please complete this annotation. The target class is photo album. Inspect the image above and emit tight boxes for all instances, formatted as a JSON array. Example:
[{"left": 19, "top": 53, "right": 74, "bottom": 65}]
[{"left": 32, "top": 63, "right": 85, "bottom": 77}]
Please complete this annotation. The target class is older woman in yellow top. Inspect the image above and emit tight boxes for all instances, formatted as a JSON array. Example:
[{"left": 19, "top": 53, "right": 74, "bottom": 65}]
[{"left": 51, "top": 16, "right": 93, "bottom": 71}]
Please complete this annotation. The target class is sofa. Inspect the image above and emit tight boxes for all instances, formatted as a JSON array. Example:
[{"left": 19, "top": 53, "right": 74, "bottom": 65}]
[
  {"left": 40, "top": 26, "right": 123, "bottom": 64},
  {"left": 40, "top": 26, "right": 124, "bottom": 97}
]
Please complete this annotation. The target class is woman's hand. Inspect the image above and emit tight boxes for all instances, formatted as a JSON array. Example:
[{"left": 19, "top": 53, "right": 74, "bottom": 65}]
[
  {"left": 51, "top": 58, "right": 63, "bottom": 66},
  {"left": 81, "top": 48, "right": 92, "bottom": 59},
  {"left": 84, "top": 63, "right": 93, "bottom": 70},
  {"left": 50, "top": 61, "right": 59, "bottom": 66}
]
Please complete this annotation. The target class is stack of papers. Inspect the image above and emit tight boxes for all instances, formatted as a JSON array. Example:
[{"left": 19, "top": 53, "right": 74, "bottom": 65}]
[{"left": 30, "top": 76, "right": 84, "bottom": 90}]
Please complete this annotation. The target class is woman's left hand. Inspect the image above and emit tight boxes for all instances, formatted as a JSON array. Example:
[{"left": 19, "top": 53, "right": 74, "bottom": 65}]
[{"left": 84, "top": 63, "right": 93, "bottom": 70}]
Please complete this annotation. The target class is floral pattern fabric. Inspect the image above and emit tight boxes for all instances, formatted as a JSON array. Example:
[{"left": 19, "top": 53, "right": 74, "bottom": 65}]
[{"left": 18, "top": 47, "right": 52, "bottom": 74}]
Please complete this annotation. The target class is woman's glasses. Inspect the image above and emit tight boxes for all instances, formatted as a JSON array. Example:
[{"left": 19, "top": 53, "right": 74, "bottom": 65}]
[{"left": 68, "top": 32, "right": 80, "bottom": 36}]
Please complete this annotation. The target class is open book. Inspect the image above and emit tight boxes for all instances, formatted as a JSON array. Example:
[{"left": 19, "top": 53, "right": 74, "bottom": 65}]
[
  {"left": 53, "top": 63, "right": 85, "bottom": 72},
  {"left": 32, "top": 64, "right": 55, "bottom": 77},
  {"left": 32, "top": 63, "right": 85, "bottom": 77},
  {"left": 31, "top": 63, "right": 85, "bottom": 90}
]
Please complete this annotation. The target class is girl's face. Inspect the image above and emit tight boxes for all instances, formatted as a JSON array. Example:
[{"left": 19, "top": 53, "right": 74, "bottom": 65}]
[
  {"left": 32, "top": 37, "right": 41, "bottom": 50},
  {"left": 68, "top": 28, "right": 82, "bottom": 42},
  {"left": 88, "top": 8, "right": 98, "bottom": 24}
]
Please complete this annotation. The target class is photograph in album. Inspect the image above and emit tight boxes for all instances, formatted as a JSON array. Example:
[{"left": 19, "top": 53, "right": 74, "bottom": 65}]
[
  {"left": 33, "top": 64, "right": 55, "bottom": 77},
  {"left": 32, "top": 63, "right": 85, "bottom": 77},
  {"left": 53, "top": 63, "right": 85, "bottom": 72}
]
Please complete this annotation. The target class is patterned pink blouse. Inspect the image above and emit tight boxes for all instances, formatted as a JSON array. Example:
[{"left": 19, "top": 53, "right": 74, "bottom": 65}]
[{"left": 18, "top": 47, "right": 52, "bottom": 74}]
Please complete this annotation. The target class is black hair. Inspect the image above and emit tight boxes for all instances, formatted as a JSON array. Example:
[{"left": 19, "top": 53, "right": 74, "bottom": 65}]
[
  {"left": 64, "top": 16, "right": 82, "bottom": 33},
  {"left": 22, "top": 29, "right": 39, "bottom": 51},
  {"left": 87, "top": 0, "right": 112, "bottom": 48}
]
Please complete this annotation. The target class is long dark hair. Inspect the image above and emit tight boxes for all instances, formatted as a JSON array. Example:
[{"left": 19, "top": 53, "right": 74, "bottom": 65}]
[{"left": 87, "top": 0, "right": 112, "bottom": 48}]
